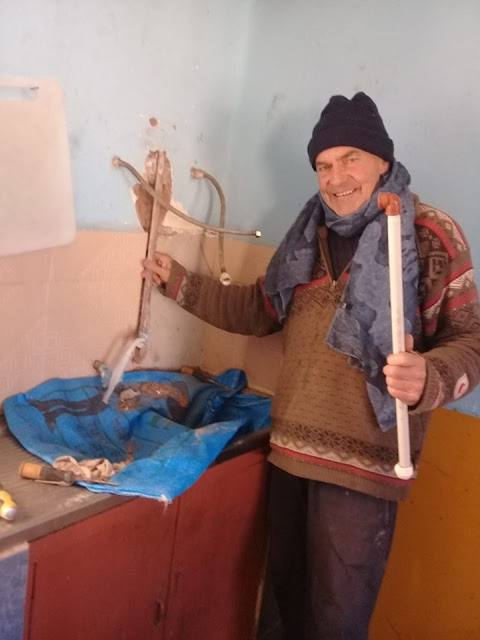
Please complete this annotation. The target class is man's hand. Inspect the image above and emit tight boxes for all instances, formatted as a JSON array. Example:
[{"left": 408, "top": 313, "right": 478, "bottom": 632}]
[
  {"left": 383, "top": 334, "right": 427, "bottom": 406},
  {"left": 142, "top": 253, "right": 173, "bottom": 285}
]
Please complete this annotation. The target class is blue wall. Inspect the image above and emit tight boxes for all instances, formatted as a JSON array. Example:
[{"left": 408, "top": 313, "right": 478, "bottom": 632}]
[
  {"left": 3, "top": 1, "right": 479, "bottom": 254},
  {"left": 0, "top": 0, "right": 254, "bottom": 230},
  {"left": 2, "top": 0, "right": 480, "bottom": 415},
  {"left": 228, "top": 0, "right": 480, "bottom": 260},
  {"left": 227, "top": 0, "right": 480, "bottom": 417}
]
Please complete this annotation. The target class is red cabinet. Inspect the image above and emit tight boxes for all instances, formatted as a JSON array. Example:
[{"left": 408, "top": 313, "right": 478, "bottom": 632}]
[{"left": 23, "top": 448, "right": 269, "bottom": 640}]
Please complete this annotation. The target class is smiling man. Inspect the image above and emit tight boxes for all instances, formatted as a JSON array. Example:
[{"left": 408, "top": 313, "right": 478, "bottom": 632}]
[{"left": 142, "top": 92, "right": 480, "bottom": 639}]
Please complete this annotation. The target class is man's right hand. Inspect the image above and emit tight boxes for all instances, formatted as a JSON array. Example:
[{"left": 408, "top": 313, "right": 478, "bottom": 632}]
[{"left": 142, "top": 253, "right": 173, "bottom": 285}]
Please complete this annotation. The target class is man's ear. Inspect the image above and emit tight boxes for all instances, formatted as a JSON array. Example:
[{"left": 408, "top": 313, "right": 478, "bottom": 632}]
[{"left": 381, "top": 160, "right": 390, "bottom": 175}]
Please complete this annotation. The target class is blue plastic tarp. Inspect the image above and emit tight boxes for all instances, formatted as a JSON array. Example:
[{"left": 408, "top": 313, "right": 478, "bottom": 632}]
[{"left": 3, "top": 369, "right": 271, "bottom": 502}]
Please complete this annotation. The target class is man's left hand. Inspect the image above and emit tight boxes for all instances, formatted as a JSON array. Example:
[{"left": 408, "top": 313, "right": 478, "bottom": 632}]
[{"left": 383, "top": 334, "right": 427, "bottom": 406}]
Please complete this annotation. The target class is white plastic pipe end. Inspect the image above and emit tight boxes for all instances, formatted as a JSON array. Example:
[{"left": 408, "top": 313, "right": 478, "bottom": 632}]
[{"left": 394, "top": 462, "right": 414, "bottom": 480}]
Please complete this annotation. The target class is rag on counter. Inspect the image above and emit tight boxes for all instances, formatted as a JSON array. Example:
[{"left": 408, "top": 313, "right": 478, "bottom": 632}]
[{"left": 3, "top": 369, "right": 271, "bottom": 502}]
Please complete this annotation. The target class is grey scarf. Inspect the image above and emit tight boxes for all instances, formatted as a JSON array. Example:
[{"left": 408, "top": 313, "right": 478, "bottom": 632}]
[{"left": 264, "top": 161, "right": 418, "bottom": 431}]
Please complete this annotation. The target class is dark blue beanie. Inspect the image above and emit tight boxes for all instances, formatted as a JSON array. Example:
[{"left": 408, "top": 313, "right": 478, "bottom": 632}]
[{"left": 307, "top": 92, "right": 394, "bottom": 170}]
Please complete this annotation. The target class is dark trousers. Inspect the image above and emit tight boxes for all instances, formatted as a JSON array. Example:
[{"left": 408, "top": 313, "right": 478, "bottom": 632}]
[{"left": 257, "top": 467, "right": 398, "bottom": 640}]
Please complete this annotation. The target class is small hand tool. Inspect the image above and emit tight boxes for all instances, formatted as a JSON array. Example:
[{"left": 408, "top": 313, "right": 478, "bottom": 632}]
[
  {"left": 19, "top": 462, "right": 118, "bottom": 486},
  {"left": 181, "top": 366, "right": 234, "bottom": 391}
]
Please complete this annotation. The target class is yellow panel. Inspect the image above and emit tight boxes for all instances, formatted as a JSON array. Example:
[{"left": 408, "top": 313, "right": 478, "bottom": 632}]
[{"left": 371, "top": 408, "right": 480, "bottom": 639}]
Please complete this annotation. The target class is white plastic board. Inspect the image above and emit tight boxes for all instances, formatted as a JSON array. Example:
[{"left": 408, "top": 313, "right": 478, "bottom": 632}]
[{"left": 0, "top": 77, "right": 76, "bottom": 256}]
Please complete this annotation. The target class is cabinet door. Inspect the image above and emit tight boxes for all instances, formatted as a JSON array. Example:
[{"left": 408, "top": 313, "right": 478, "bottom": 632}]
[
  {"left": 24, "top": 498, "right": 178, "bottom": 640},
  {"left": 164, "top": 449, "right": 269, "bottom": 640}
]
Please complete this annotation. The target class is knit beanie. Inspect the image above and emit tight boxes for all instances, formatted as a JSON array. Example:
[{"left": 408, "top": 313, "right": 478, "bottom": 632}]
[{"left": 307, "top": 92, "right": 394, "bottom": 170}]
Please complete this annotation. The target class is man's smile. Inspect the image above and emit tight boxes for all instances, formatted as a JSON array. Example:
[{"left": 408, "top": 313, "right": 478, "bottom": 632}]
[{"left": 333, "top": 188, "right": 357, "bottom": 198}]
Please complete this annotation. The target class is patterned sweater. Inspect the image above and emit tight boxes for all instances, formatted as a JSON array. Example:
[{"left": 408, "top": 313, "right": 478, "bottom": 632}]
[{"left": 161, "top": 200, "right": 480, "bottom": 501}]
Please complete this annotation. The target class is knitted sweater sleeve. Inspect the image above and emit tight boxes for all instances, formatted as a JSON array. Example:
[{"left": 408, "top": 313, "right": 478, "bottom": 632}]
[
  {"left": 411, "top": 204, "right": 480, "bottom": 413},
  {"left": 160, "top": 259, "right": 282, "bottom": 337}
]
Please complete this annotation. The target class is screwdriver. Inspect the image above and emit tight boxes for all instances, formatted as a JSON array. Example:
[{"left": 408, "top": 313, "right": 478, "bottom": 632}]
[
  {"left": 0, "top": 481, "right": 18, "bottom": 521},
  {"left": 19, "top": 461, "right": 75, "bottom": 485},
  {"left": 19, "top": 461, "right": 118, "bottom": 486}
]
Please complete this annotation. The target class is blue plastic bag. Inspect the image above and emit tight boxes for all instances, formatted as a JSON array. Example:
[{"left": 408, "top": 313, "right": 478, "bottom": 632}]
[{"left": 4, "top": 369, "right": 271, "bottom": 502}]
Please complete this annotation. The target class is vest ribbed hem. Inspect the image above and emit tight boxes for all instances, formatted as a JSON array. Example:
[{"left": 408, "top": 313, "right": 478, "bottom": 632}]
[{"left": 268, "top": 448, "right": 412, "bottom": 502}]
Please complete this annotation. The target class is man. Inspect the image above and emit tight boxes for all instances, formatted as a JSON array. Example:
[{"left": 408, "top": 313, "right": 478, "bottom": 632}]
[{"left": 143, "top": 93, "right": 480, "bottom": 639}]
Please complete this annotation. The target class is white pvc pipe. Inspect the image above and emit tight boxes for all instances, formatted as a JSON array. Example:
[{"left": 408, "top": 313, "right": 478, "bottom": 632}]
[{"left": 387, "top": 211, "right": 414, "bottom": 480}]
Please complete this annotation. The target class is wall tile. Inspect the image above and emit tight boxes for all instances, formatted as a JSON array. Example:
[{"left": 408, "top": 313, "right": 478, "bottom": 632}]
[{"left": 0, "top": 230, "right": 206, "bottom": 405}]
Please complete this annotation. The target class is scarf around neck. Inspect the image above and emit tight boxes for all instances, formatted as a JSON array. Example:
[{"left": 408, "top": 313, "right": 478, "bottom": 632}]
[{"left": 264, "top": 161, "right": 418, "bottom": 431}]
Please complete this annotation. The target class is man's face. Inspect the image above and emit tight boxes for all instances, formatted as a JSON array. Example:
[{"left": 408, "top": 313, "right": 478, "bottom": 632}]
[{"left": 315, "top": 146, "right": 389, "bottom": 217}]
